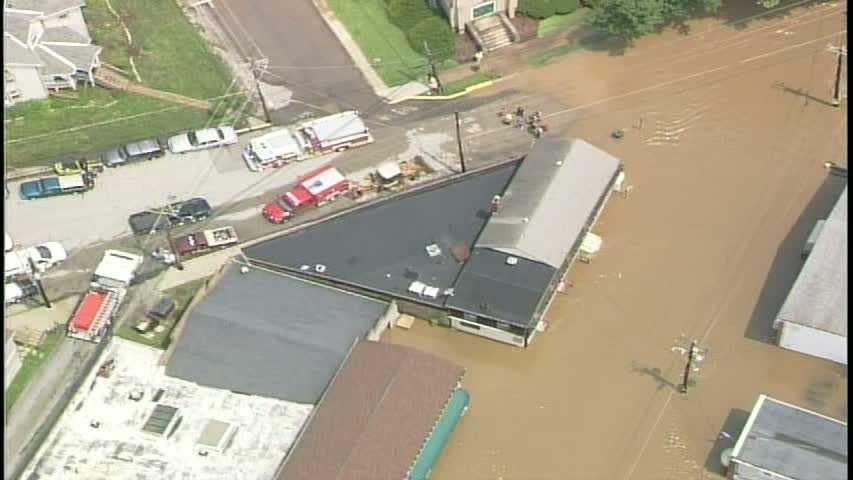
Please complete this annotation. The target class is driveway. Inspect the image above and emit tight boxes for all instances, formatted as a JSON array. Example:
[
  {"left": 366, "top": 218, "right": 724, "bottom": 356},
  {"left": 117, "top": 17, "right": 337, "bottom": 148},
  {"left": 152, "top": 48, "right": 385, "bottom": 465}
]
[{"left": 212, "top": 0, "right": 380, "bottom": 122}]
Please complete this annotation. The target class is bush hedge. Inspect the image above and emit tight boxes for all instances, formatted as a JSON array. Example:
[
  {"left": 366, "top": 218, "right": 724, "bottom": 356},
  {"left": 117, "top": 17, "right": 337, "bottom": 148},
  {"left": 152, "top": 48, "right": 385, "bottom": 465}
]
[
  {"left": 407, "top": 16, "right": 456, "bottom": 61},
  {"left": 553, "top": 0, "right": 581, "bottom": 14},
  {"left": 519, "top": 0, "right": 556, "bottom": 18}
]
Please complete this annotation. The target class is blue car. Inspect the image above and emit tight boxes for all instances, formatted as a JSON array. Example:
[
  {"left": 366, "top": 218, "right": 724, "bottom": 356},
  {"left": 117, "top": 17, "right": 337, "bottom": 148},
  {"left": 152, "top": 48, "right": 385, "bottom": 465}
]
[{"left": 20, "top": 174, "right": 91, "bottom": 200}]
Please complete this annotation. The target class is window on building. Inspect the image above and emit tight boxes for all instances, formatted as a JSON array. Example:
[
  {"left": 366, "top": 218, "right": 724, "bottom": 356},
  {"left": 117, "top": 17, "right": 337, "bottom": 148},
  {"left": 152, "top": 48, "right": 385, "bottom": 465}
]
[{"left": 473, "top": 1, "right": 496, "bottom": 18}]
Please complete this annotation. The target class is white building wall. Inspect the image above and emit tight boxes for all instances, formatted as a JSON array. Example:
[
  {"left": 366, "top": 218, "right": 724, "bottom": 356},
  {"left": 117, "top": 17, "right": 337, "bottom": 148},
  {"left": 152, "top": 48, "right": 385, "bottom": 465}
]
[
  {"left": 450, "top": 316, "right": 525, "bottom": 347},
  {"left": 5, "top": 335, "right": 23, "bottom": 391},
  {"left": 7, "top": 65, "right": 49, "bottom": 101},
  {"left": 778, "top": 321, "right": 847, "bottom": 365},
  {"left": 440, "top": 0, "right": 516, "bottom": 32}
]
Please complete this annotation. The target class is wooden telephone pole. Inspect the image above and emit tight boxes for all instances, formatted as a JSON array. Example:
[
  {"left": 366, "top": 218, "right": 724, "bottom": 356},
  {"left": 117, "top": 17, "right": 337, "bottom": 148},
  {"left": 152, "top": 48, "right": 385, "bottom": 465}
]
[{"left": 828, "top": 43, "right": 847, "bottom": 106}]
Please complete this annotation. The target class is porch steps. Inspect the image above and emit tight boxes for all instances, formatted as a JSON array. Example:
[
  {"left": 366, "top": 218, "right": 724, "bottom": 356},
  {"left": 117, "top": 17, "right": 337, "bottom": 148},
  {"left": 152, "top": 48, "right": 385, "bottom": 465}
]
[{"left": 470, "top": 14, "right": 514, "bottom": 52}]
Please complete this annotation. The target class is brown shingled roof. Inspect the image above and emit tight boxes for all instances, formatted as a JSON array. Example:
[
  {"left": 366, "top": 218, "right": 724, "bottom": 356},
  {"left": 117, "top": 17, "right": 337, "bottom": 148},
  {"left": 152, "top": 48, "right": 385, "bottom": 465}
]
[{"left": 277, "top": 340, "right": 464, "bottom": 480}]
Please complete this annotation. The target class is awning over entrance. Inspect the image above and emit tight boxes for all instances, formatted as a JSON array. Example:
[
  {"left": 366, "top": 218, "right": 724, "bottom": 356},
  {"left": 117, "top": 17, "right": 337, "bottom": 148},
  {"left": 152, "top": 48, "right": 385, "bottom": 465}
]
[{"left": 410, "top": 388, "right": 471, "bottom": 480}]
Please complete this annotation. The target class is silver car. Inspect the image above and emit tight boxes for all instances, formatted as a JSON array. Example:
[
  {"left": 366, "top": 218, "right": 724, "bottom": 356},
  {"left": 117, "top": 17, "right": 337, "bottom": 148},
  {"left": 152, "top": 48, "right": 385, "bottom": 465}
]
[
  {"left": 167, "top": 126, "right": 238, "bottom": 154},
  {"left": 103, "top": 139, "right": 165, "bottom": 167}
]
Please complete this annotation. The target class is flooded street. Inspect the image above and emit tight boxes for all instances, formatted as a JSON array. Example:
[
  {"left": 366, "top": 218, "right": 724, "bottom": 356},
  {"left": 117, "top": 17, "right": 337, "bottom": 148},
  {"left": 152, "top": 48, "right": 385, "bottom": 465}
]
[{"left": 384, "top": 2, "right": 847, "bottom": 479}]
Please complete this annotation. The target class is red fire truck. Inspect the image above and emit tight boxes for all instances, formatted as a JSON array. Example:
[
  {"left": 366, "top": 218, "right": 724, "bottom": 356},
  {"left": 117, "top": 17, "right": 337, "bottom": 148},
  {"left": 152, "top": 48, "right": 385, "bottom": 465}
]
[{"left": 262, "top": 166, "right": 352, "bottom": 224}]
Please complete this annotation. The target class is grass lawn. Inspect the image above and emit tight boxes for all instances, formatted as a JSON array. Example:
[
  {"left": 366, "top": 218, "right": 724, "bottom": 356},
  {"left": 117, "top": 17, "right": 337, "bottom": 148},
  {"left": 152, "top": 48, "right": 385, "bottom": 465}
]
[
  {"left": 529, "top": 43, "right": 587, "bottom": 67},
  {"left": 5, "top": 0, "right": 241, "bottom": 169},
  {"left": 5, "top": 331, "right": 65, "bottom": 414},
  {"left": 537, "top": 8, "right": 591, "bottom": 38},
  {"left": 326, "top": 0, "right": 456, "bottom": 87},
  {"left": 117, "top": 277, "right": 208, "bottom": 350},
  {"left": 86, "top": 0, "right": 233, "bottom": 99},
  {"left": 440, "top": 71, "right": 501, "bottom": 96},
  {"left": 5, "top": 88, "right": 242, "bottom": 168}
]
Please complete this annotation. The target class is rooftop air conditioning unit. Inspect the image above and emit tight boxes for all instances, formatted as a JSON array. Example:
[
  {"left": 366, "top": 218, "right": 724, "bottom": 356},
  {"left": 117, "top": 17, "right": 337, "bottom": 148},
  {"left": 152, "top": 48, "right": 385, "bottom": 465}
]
[{"left": 506, "top": 256, "right": 518, "bottom": 266}]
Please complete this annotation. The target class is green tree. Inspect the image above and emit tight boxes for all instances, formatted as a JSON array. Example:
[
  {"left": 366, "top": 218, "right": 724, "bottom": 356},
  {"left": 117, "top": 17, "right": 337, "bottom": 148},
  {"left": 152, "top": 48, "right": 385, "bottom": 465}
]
[
  {"left": 587, "top": 0, "right": 720, "bottom": 41},
  {"left": 407, "top": 16, "right": 456, "bottom": 61},
  {"left": 519, "top": 0, "right": 557, "bottom": 19},
  {"left": 554, "top": 0, "right": 581, "bottom": 14}
]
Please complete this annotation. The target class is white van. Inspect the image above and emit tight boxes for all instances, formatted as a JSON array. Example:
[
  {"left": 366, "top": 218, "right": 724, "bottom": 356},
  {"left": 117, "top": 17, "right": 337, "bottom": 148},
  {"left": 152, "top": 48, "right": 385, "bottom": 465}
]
[{"left": 243, "top": 128, "right": 303, "bottom": 171}]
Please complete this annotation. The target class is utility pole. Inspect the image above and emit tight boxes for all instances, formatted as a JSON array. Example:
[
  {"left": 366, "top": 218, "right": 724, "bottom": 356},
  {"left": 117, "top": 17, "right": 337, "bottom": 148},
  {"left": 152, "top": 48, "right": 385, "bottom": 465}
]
[
  {"left": 680, "top": 340, "right": 697, "bottom": 394},
  {"left": 27, "top": 258, "right": 52, "bottom": 309},
  {"left": 252, "top": 57, "right": 272, "bottom": 123},
  {"left": 454, "top": 111, "right": 467, "bottom": 173},
  {"left": 672, "top": 338, "right": 706, "bottom": 395},
  {"left": 424, "top": 41, "right": 442, "bottom": 93},
  {"left": 827, "top": 44, "right": 847, "bottom": 106}
]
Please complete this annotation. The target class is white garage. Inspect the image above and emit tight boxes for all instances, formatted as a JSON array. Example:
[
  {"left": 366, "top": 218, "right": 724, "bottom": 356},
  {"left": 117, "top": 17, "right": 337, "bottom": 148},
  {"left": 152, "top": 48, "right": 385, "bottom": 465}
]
[{"left": 774, "top": 187, "right": 847, "bottom": 365}]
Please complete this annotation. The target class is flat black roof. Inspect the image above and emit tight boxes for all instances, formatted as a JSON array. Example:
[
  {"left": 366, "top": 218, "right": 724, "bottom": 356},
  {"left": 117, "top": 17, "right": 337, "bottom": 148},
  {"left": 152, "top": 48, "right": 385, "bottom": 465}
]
[
  {"left": 445, "top": 248, "right": 556, "bottom": 328},
  {"left": 244, "top": 163, "right": 518, "bottom": 306},
  {"left": 165, "top": 263, "right": 388, "bottom": 404}
]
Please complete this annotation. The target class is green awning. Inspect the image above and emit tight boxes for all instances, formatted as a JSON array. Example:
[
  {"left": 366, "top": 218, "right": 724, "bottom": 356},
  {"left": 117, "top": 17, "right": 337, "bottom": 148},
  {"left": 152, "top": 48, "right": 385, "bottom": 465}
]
[{"left": 410, "top": 388, "right": 470, "bottom": 480}]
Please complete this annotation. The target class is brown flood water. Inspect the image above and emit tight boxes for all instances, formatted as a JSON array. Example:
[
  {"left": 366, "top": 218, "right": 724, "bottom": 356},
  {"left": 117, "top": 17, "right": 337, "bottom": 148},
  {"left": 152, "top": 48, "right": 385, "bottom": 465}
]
[{"left": 384, "top": 3, "right": 847, "bottom": 480}]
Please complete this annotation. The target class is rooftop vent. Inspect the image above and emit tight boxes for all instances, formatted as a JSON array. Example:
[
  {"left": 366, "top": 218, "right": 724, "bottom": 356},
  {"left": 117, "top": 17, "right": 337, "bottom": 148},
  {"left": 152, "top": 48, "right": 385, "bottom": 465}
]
[
  {"left": 506, "top": 256, "right": 518, "bottom": 266},
  {"left": 314, "top": 264, "right": 326, "bottom": 273},
  {"left": 425, "top": 244, "right": 442, "bottom": 257}
]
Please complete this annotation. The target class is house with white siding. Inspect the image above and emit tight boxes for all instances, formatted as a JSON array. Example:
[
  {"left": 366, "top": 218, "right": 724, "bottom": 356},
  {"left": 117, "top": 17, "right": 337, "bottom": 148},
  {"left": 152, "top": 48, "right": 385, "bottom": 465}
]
[{"left": 4, "top": 0, "right": 101, "bottom": 105}]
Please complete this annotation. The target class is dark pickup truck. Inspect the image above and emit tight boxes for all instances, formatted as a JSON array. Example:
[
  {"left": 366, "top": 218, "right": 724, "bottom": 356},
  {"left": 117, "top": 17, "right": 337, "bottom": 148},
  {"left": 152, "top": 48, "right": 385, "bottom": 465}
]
[{"left": 128, "top": 197, "right": 212, "bottom": 235}]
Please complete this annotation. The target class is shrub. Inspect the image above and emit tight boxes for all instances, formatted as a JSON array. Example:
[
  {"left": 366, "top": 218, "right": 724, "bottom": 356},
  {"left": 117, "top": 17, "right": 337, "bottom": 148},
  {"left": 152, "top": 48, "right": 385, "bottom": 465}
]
[
  {"left": 553, "top": 0, "right": 581, "bottom": 14},
  {"left": 407, "top": 16, "right": 456, "bottom": 61},
  {"left": 519, "top": 0, "right": 556, "bottom": 18},
  {"left": 388, "top": 0, "right": 434, "bottom": 32}
]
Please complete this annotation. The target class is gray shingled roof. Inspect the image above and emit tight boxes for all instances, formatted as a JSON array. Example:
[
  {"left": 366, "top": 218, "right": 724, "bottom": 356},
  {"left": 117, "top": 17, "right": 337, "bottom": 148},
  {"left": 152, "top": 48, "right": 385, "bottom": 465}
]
[
  {"left": 4, "top": 34, "right": 42, "bottom": 65},
  {"left": 40, "top": 25, "right": 90, "bottom": 44},
  {"left": 446, "top": 248, "right": 556, "bottom": 328},
  {"left": 41, "top": 43, "right": 99, "bottom": 70},
  {"left": 5, "top": 0, "right": 85, "bottom": 16},
  {"left": 245, "top": 163, "right": 517, "bottom": 306},
  {"left": 277, "top": 340, "right": 464, "bottom": 480},
  {"left": 776, "top": 187, "right": 847, "bottom": 336},
  {"left": 476, "top": 138, "right": 622, "bottom": 269},
  {"left": 34, "top": 44, "right": 74, "bottom": 75},
  {"left": 4, "top": 10, "right": 37, "bottom": 43},
  {"left": 165, "top": 263, "right": 389, "bottom": 404},
  {"left": 732, "top": 395, "right": 847, "bottom": 480}
]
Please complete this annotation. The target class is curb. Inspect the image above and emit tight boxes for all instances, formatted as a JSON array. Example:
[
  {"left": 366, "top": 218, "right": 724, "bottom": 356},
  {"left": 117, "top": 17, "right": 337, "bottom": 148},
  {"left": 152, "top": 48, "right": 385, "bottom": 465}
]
[
  {"left": 6, "top": 167, "right": 53, "bottom": 182},
  {"left": 310, "top": 0, "right": 391, "bottom": 99},
  {"left": 389, "top": 75, "right": 510, "bottom": 104}
]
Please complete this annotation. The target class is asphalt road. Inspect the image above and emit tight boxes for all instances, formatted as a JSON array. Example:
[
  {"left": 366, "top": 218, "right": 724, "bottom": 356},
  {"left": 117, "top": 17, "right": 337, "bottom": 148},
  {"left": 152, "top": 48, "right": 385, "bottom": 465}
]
[{"left": 213, "top": 0, "right": 380, "bottom": 122}]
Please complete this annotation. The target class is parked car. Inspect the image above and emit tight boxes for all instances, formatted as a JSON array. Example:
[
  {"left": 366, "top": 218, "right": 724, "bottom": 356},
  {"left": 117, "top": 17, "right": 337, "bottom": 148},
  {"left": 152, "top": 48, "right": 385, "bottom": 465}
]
[
  {"left": 102, "top": 139, "right": 166, "bottom": 167},
  {"left": 167, "top": 126, "right": 238, "bottom": 154},
  {"left": 129, "top": 197, "right": 212, "bottom": 235},
  {"left": 20, "top": 174, "right": 93, "bottom": 200},
  {"left": 4, "top": 242, "right": 68, "bottom": 279},
  {"left": 5, "top": 279, "right": 39, "bottom": 304},
  {"left": 53, "top": 159, "right": 104, "bottom": 176}
]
